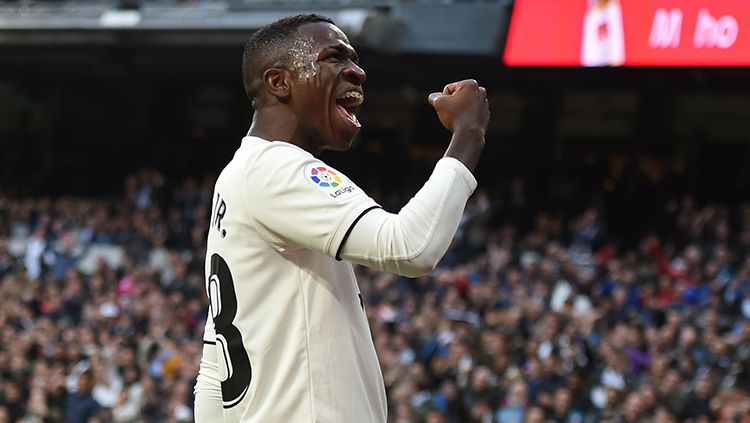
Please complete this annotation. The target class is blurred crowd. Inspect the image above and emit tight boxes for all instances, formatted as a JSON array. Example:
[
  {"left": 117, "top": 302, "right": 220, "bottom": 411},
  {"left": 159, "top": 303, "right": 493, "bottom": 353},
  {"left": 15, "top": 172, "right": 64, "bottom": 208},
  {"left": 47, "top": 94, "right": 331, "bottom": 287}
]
[
  {"left": 368, "top": 189, "right": 750, "bottom": 423},
  {"left": 1, "top": 166, "right": 750, "bottom": 423},
  {"left": 0, "top": 169, "right": 209, "bottom": 423}
]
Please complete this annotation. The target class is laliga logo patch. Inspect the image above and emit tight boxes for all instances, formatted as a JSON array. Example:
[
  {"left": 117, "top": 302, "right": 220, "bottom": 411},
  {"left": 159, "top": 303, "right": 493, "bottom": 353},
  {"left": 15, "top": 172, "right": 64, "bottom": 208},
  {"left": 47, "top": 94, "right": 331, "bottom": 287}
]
[
  {"left": 309, "top": 166, "right": 341, "bottom": 188},
  {"left": 306, "top": 164, "right": 357, "bottom": 200}
]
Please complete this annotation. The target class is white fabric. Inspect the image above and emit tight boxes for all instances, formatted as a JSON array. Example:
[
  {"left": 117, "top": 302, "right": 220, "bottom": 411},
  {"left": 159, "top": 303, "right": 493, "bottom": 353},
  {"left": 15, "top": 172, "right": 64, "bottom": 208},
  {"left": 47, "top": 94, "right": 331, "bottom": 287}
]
[
  {"left": 339, "top": 157, "right": 477, "bottom": 277},
  {"left": 194, "top": 338, "right": 223, "bottom": 422},
  {"left": 196, "top": 137, "right": 386, "bottom": 423},
  {"left": 195, "top": 136, "right": 477, "bottom": 423}
]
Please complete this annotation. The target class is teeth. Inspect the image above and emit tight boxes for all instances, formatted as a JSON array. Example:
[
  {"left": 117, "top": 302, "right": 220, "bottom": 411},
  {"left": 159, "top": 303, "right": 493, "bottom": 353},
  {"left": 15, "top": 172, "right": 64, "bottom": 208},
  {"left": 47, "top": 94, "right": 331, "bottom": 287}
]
[{"left": 337, "top": 91, "right": 364, "bottom": 105}]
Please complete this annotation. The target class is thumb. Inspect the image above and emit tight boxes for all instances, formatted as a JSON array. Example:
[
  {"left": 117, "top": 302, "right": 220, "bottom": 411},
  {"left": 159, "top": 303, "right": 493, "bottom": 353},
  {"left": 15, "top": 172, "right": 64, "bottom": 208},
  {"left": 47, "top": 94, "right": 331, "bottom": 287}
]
[{"left": 428, "top": 92, "right": 442, "bottom": 107}]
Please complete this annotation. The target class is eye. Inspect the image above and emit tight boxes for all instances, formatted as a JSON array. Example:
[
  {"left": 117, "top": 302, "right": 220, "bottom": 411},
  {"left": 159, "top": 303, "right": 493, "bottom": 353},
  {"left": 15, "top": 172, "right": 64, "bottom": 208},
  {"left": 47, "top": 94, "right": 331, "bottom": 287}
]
[{"left": 326, "top": 53, "right": 342, "bottom": 63}]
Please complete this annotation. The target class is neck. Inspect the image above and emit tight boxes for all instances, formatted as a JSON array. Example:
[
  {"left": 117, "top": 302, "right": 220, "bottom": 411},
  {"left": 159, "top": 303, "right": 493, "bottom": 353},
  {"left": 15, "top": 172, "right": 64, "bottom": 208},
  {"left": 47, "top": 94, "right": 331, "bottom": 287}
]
[{"left": 248, "top": 107, "right": 323, "bottom": 156}]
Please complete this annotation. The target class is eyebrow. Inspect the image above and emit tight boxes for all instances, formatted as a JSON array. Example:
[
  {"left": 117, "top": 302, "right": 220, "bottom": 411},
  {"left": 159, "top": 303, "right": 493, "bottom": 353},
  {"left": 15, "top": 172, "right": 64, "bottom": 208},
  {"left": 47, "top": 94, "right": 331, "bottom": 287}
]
[{"left": 324, "top": 43, "right": 359, "bottom": 64}]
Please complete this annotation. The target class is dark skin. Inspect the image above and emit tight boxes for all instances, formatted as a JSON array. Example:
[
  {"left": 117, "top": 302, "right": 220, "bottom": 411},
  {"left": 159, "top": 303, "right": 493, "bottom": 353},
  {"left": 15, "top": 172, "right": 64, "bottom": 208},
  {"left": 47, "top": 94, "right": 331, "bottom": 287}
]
[
  {"left": 429, "top": 80, "right": 489, "bottom": 172},
  {"left": 249, "top": 21, "right": 489, "bottom": 172}
]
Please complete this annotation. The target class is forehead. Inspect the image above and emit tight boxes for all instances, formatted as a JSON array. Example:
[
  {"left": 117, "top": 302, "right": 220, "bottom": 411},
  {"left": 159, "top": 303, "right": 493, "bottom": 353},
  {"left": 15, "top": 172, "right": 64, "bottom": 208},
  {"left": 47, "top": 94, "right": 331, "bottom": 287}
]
[{"left": 296, "top": 22, "right": 352, "bottom": 51}]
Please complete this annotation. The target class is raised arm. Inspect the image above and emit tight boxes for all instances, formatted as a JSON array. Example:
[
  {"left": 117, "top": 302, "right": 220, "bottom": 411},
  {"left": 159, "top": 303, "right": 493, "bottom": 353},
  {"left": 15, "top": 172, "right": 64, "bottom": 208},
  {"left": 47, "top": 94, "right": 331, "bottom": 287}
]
[{"left": 339, "top": 80, "right": 490, "bottom": 277}]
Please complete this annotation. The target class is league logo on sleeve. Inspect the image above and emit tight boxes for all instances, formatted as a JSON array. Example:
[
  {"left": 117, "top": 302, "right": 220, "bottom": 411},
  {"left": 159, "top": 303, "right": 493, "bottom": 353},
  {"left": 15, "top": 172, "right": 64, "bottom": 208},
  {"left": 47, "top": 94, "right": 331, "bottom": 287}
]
[
  {"left": 305, "top": 163, "right": 358, "bottom": 201},
  {"left": 309, "top": 166, "right": 341, "bottom": 188}
]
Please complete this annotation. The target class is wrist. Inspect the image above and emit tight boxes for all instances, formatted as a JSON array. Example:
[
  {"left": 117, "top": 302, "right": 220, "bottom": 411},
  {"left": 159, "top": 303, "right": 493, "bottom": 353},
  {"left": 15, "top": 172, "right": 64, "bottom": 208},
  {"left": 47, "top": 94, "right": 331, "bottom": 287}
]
[
  {"left": 445, "top": 136, "right": 485, "bottom": 173},
  {"left": 453, "top": 125, "right": 486, "bottom": 140}
]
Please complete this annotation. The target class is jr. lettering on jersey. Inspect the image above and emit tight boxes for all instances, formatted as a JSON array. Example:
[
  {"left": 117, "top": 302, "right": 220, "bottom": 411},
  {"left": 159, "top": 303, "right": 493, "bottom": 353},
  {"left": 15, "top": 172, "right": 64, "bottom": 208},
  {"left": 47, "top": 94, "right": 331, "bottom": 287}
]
[{"left": 212, "top": 193, "right": 227, "bottom": 238}]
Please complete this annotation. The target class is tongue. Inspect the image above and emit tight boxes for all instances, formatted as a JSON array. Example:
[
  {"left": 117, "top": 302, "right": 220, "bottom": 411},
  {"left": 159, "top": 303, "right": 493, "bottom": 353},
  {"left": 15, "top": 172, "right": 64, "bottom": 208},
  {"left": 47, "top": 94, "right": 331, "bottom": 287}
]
[{"left": 337, "top": 105, "right": 361, "bottom": 128}]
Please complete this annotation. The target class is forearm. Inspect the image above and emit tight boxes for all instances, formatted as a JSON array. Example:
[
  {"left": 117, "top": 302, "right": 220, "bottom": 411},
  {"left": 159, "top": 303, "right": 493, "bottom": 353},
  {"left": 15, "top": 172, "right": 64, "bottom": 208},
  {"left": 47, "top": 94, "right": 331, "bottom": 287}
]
[
  {"left": 339, "top": 157, "right": 477, "bottom": 277},
  {"left": 444, "top": 127, "right": 485, "bottom": 173}
]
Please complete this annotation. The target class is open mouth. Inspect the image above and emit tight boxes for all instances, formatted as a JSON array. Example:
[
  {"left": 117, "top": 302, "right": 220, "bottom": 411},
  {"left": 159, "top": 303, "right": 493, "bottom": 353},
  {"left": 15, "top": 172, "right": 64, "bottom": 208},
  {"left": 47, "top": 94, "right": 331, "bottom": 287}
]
[{"left": 335, "top": 90, "right": 364, "bottom": 128}]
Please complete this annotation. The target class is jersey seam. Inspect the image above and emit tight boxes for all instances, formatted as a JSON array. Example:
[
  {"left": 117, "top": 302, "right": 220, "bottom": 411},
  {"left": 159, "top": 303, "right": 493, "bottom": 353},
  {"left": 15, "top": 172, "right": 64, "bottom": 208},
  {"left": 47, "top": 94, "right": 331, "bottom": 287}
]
[
  {"left": 324, "top": 200, "right": 378, "bottom": 257},
  {"left": 245, "top": 140, "right": 373, "bottom": 255},
  {"left": 335, "top": 205, "right": 382, "bottom": 261}
]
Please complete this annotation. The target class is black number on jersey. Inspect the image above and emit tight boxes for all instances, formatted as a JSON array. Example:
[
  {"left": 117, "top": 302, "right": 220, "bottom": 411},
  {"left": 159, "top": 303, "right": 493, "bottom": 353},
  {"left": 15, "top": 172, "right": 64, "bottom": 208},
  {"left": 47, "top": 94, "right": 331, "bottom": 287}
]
[{"left": 207, "top": 253, "right": 252, "bottom": 409}]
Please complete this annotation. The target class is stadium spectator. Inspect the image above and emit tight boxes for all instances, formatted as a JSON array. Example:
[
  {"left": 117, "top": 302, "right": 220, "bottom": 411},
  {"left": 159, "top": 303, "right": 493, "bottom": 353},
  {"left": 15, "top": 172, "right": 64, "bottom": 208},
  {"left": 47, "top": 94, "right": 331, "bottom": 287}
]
[{"left": 64, "top": 371, "right": 101, "bottom": 423}]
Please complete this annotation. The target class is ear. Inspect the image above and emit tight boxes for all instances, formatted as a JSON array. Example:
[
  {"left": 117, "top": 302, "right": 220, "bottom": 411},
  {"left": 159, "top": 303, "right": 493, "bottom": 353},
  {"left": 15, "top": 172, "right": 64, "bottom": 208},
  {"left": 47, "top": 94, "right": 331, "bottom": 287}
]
[{"left": 263, "top": 68, "right": 293, "bottom": 102}]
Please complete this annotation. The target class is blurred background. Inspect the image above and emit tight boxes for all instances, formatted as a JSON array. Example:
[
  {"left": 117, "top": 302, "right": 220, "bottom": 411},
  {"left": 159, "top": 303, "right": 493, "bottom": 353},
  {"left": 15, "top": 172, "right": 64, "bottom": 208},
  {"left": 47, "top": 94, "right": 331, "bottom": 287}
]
[{"left": 1, "top": 0, "right": 750, "bottom": 422}]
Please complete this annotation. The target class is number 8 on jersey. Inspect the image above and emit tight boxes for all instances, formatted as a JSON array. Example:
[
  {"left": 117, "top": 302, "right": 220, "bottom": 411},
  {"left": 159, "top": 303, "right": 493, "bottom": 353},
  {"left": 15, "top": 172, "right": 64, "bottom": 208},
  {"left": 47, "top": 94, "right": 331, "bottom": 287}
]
[{"left": 207, "top": 253, "right": 252, "bottom": 409}]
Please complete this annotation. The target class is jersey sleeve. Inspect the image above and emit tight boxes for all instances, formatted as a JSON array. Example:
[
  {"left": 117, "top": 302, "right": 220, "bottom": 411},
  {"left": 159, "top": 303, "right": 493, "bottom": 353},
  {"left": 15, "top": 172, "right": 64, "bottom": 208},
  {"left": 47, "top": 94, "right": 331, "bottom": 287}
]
[
  {"left": 194, "top": 315, "right": 224, "bottom": 421},
  {"left": 339, "top": 157, "right": 477, "bottom": 277},
  {"left": 246, "top": 143, "right": 380, "bottom": 258}
]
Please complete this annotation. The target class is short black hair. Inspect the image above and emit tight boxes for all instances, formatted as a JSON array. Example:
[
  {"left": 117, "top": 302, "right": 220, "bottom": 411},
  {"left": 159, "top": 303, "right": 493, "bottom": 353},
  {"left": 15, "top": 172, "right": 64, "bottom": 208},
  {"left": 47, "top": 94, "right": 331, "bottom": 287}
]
[{"left": 242, "top": 14, "right": 335, "bottom": 102}]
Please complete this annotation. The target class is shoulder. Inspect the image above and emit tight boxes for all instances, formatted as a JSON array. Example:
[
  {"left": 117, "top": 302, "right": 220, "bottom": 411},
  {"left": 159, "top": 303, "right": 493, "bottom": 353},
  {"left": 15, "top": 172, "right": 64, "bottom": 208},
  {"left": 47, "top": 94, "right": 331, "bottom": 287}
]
[
  {"left": 240, "top": 138, "right": 318, "bottom": 176},
  {"left": 245, "top": 137, "right": 314, "bottom": 162},
  {"left": 218, "top": 137, "right": 313, "bottom": 184},
  {"left": 256, "top": 141, "right": 320, "bottom": 168}
]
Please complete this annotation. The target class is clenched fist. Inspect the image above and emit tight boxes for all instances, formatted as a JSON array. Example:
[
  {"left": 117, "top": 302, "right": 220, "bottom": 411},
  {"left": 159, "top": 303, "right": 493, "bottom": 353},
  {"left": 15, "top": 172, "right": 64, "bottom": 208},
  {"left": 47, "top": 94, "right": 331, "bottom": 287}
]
[
  {"left": 428, "top": 79, "right": 490, "bottom": 135},
  {"left": 428, "top": 79, "right": 489, "bottom": 172}
]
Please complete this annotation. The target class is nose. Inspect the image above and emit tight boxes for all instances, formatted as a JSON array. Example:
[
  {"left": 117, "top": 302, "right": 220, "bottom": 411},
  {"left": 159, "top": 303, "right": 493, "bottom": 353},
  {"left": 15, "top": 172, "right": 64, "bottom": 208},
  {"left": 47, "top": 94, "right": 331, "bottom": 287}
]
[{"left": 344, "top": 61, "right": 367, "bottom": 85}]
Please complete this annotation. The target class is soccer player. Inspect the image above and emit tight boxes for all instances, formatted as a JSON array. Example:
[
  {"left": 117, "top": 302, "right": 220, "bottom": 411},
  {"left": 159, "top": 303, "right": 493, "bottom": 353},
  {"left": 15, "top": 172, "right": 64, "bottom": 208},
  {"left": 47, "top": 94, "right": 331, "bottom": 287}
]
[{"left": 193, "top": 13, "right": 489, "bottom": 422}]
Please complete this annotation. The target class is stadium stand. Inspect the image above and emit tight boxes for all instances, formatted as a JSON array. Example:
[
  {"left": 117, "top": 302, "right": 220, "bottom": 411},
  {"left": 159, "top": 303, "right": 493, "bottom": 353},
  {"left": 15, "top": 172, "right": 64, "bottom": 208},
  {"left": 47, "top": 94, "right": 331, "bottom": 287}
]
[{"left": 1, "top": 160, "right": 749, "bottom": 422}]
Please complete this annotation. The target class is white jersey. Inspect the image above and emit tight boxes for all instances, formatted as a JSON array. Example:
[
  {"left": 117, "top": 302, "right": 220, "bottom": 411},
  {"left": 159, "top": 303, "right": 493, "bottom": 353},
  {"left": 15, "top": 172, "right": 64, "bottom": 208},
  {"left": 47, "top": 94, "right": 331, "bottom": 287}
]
[{"left": 201, "top": 136, "right": 387, "bottom": 422}]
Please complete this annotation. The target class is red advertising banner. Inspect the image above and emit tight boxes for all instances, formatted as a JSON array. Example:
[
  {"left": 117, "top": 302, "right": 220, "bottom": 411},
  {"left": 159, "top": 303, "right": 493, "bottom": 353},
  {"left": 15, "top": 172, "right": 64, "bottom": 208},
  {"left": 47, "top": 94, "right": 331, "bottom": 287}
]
[{"left": 504, "top": 0, "right": 750, "bottom": 66}]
